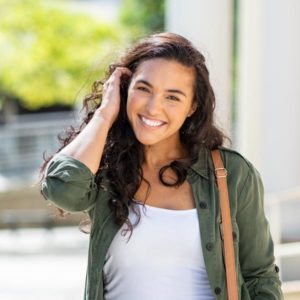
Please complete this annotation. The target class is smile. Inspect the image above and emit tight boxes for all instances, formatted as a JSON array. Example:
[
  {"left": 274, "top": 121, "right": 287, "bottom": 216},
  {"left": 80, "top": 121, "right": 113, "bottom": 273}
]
[{"left": 139, "top": 115, "right": 166, "bottom": 128}]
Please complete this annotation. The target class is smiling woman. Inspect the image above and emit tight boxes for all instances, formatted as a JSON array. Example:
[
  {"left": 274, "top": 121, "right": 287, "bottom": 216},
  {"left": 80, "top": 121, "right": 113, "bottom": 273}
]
[
  {"left": 39, "top": 32, "right": 283, "bottom": 300},
  {"left": 126, "top": 58, "right": 196, "bottom": 148}
]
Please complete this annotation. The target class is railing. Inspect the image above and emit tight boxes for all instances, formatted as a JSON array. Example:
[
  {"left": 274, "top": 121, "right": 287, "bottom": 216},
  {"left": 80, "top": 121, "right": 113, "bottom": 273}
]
[
  {"left": 266, "top": 186, "right": 300, "bottom": 244},
  {"left": 0, "top": 111, "right": 78, "bottom": 189},
  {"left": 0, "top": 209, "right": 55, "bottom": 230},
  {"left": 265, "top": 187, "right": 300, "bottom": 296}
]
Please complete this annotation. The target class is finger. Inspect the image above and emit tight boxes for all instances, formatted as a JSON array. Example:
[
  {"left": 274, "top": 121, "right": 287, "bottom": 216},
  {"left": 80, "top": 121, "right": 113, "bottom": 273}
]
[
  {"left": 104, "top": 67, "right": 132, "bottom": 86},
  {"left": 113, "top": 67, "right": 132, "bottom": 76}
]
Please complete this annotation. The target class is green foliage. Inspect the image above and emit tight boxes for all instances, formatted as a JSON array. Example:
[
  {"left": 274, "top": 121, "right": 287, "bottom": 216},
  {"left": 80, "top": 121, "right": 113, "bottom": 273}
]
[
  {"left": 120, "top": 0, "right": 165, "bottom": 38},
  {"left": 0, "top": 0, "right": 129, "bottom": 109}
]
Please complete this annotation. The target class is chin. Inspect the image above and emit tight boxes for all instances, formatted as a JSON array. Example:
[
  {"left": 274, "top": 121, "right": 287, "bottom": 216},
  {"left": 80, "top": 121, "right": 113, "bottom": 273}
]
[{"left": 135, "top": 137, "right": 159, "bottom": 146}]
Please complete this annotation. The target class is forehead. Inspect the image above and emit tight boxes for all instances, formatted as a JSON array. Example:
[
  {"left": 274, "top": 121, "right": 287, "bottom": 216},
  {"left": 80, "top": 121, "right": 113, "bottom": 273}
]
[{"left": 132, "top": 58, "right": 195, "bottom": 91}]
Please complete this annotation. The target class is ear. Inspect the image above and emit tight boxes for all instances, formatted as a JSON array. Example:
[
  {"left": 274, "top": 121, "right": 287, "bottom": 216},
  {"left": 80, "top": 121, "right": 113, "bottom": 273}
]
[{"left": 187, "top": 102, "right": 197, "bottom": 117}]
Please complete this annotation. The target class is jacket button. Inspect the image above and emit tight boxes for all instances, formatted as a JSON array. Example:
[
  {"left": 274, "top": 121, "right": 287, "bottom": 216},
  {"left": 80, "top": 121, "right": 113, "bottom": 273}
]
[
  {"left": 214, "top": 287, "right": 222, "bottom": 295},
  {"left": 199, "top": 201, "right": 207, "bottom": 209},
  {"left": 206, "top": 242, "right": 214, "bottom": 251},
  {"left": 232, "top": 231, "right": 237, "bottom": 240},
  {"left": 275, "top": 265, "right": 280, "bottom": 273}
]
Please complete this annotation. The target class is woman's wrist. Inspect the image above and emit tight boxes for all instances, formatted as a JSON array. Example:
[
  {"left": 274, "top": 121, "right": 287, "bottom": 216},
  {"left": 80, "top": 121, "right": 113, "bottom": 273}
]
[{"left": 92, "top": 108, "right": 115, "bottom": 130}]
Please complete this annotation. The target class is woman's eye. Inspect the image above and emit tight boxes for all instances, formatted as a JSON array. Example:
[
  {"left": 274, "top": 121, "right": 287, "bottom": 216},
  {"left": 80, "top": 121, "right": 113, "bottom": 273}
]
[
  {"left": 167, "top": 95, "right": 180, "bottom": 101},
  {"left": 137, "top": 86, "right": 149, "bottom": 92}
]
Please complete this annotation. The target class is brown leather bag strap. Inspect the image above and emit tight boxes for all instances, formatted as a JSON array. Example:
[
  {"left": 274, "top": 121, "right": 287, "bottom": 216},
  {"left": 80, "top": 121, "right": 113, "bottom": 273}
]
[{"left": 211, "top": 149, "right": 238, "bottom": 300}]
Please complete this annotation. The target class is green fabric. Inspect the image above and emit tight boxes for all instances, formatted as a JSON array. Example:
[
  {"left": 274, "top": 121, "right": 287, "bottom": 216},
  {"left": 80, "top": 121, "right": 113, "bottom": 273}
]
[{"left": 41, "top": 146, "right": 283, "bottom": 300}]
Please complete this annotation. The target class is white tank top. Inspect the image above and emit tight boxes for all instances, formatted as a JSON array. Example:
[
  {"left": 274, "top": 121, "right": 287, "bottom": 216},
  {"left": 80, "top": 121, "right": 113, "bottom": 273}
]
[{"left": 103, "top": 201, "right": 214, "bottom": 300}]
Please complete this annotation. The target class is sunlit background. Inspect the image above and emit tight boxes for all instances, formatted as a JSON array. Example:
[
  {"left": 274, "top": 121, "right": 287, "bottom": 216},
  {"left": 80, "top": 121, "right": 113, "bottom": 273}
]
[{"left": 0, "top": 0, "right": 299, "bottom": 299}]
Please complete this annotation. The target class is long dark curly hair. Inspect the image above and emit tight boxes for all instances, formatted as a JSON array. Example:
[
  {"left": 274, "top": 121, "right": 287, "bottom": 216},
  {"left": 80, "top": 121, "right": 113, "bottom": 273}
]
[{"left": 39, "top": 32, "right": 230, "bottom": 236}]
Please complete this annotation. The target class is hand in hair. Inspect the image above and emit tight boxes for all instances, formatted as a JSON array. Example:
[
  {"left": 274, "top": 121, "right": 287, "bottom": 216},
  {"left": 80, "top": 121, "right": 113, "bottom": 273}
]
[{"left": 95, "top": 67, "right": 132, "bottom": 129}]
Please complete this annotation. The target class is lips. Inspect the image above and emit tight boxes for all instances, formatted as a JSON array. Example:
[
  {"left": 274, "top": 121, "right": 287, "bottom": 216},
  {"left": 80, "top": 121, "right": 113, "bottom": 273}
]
[{"left": 138, "top": 114, "right": 167, "bottom": 128}]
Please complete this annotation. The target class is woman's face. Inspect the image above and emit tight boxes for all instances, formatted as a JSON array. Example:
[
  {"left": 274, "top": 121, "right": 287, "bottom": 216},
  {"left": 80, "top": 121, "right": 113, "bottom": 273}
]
[{"left": 126, "top": 58, "right": 196, "bottom": 147}]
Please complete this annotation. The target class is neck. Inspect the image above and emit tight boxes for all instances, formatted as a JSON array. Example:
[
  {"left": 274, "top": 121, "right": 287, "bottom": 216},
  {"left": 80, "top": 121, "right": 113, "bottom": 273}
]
[{"left": 142, "top": 140, "right": 187, "bottom": 170}]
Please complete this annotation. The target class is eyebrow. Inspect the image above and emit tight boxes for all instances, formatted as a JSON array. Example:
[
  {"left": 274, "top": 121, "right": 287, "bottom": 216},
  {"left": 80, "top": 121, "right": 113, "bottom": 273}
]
[{"left": 135, "top": 79, "right": 187, "bottom": 97}]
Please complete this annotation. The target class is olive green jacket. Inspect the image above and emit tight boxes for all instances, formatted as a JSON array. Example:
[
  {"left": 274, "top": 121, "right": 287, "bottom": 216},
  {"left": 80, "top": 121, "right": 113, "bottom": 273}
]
[{"left": 41, "top": 146, "right": 283, "bottom": 300}]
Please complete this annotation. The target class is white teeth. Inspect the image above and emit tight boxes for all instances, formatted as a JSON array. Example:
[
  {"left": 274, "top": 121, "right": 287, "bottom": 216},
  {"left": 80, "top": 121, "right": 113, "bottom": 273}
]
[{"left": 141, "top": 116, "right": 164, "bottom": 127}]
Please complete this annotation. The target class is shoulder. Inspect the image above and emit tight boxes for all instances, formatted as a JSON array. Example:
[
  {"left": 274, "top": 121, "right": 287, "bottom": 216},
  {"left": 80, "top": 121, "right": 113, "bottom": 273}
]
[
  {"left": 217, "top": 146, "right": 257, "bottom": 170},
  {"left": 214, "top": 146, "right": 263, "bottom": 186}
]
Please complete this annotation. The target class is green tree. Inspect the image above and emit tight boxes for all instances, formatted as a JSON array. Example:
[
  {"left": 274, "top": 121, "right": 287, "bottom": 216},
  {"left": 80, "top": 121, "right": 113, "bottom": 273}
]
[
  {"left": 0, "top": 0, "right": 129, "bottom": 110},
  {"left": 120, "top": 0, "right": 165, "bottom": 38}
]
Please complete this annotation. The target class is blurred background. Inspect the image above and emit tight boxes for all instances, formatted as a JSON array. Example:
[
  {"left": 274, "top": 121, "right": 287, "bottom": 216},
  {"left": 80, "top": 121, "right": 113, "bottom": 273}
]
[{"left": 0, "top": 0, "right": 299, "bottom": 299}]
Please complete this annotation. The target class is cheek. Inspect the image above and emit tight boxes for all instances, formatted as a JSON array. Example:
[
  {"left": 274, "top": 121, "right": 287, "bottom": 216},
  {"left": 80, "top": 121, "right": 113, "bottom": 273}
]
[
  {"left": 167, "top": 105, "right": 187, "bottom": 120},
  {"left": 126, "top": 93, "right": 140, "bottom": 119}
]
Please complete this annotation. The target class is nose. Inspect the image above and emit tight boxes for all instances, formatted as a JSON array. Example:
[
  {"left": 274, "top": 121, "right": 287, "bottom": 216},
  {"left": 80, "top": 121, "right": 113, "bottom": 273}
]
[{"left": 145, "top": 95, "right": 163, "bottom": 116}]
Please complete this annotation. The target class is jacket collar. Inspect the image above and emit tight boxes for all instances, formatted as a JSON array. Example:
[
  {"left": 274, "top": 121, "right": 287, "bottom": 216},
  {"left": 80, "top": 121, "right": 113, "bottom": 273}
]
[{"left": 189, "top": 146, "right": 211, "bottom": 180}]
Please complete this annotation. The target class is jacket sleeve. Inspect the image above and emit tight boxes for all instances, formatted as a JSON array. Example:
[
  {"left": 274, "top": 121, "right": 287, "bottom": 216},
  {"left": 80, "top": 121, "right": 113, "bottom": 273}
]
[
  {"left": 236, "top": 163, "right": 283, "bottom": 299},
  {"left": 41, "top": 153, "right": 98, "bottom": 213}
]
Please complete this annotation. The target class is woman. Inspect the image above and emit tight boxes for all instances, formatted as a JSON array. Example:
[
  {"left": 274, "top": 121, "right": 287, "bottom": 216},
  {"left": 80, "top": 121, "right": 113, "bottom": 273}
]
[{"left": 40, "top": 32, "right": 283, "bottom": 299}]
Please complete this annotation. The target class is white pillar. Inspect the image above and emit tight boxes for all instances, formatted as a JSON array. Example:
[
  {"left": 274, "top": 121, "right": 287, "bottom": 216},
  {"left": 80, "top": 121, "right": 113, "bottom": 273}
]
[
  {"left": 235, "top": 0, "right": 265, "bottom": 167},
  {"left": 166, "top": 0, "right": 233, "bottom": 137},
  {"left": 236, "top": 0, "right": 300, "bottom": 193}
]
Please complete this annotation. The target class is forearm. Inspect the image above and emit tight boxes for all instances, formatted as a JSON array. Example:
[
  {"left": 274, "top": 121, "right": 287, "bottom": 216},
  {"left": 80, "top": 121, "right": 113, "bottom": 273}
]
[
  {"left": 41, "top": 153, "right": 98, "bottom": 212},
  {"left": 59, "top": 109, "right": 111, "bottom": 174},
  {"left": 244, "top": 268, "right": 283, "bottom": 300}
]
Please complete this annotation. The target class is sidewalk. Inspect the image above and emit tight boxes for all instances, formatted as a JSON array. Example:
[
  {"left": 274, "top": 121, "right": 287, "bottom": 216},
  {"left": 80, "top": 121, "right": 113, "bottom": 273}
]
[{"left": 0, "top": 227, "right": 89, "bottom": 300}]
